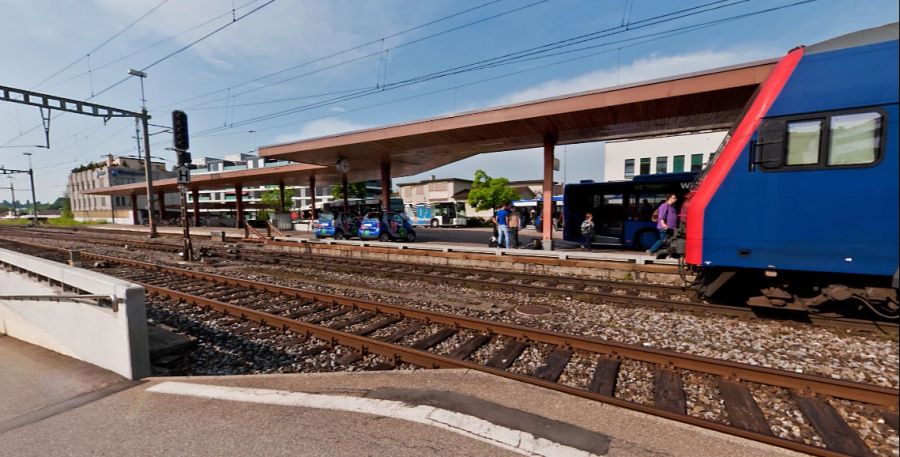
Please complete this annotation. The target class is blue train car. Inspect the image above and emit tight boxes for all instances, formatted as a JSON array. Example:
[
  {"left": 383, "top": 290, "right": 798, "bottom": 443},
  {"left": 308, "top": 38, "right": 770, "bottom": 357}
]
[
  {"left": 563, "top": 173, "right": 696, "bottom": 250},
  {"left": 681, "top": 23, "right": 898, "bottom": 316}
]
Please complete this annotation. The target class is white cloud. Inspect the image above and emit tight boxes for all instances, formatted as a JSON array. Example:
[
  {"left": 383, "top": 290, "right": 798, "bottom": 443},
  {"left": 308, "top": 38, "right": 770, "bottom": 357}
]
[
  {"left": 90, "top": 0, "right": 428, "bottom": 67},
  {"left": 273, "top": 117, "right": 369, "bottom": 143},
  {"left": 491, "top": 48, "right": 775, "bottom": 106}
]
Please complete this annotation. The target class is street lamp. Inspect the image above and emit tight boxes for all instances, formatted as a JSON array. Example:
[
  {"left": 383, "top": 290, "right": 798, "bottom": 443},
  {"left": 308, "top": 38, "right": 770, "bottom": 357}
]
[{"left": 129, "top": 68, "right": 158, "bottom": 238}]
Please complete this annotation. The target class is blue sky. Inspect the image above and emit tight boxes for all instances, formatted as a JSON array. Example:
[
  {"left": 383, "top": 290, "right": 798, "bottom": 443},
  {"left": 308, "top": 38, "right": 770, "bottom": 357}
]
[{"left": 1, "top": 0, "right": 897, "bottom": 202}]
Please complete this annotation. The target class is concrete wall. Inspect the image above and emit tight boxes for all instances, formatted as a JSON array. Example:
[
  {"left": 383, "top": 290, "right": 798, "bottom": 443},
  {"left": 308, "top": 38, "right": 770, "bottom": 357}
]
[{"left": 0, "top": 248, "right": 150, "bottom": 379}]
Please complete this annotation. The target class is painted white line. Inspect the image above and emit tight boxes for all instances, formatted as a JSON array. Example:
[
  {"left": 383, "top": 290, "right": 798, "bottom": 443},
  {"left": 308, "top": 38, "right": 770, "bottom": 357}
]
[{"left": 147, "top": 381, "right": 599, "bottom": 457}]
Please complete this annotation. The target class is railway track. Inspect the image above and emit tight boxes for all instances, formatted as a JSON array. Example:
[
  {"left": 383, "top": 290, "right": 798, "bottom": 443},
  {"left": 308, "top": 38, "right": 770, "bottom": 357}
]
[
  {"left": 3, "top": 228, "right": 896, "bottom": 334},
  {"left": 1, "top": 236, "right": 897, "bottom": 457}
]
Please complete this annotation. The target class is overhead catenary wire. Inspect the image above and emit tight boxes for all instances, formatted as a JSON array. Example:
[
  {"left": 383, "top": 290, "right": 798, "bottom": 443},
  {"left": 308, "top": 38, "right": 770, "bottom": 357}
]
[
  {"left": 192, "top": 0, "right": 801, "bottom": 136},
  {"left": 183, "top": 0, "right": 737, "bottom": 113},
  {"left": 32, "top": 0, "right": 172, "bottom": 90}
]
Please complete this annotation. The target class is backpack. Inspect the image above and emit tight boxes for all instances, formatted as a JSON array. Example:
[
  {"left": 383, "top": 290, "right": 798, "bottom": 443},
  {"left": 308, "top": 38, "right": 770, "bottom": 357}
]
[
  {"left": 580, "top": 219, "right": 593, "bottom": 235},
  {"left": 652, "top": 204, "right": 666, "bottom": 223}
]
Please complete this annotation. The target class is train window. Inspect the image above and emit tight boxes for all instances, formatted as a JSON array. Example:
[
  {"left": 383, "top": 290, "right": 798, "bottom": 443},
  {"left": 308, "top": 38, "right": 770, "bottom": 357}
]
[
  {"left": 828, "top": 112, "right": 881, "bottom": 165},
  {"left": 785, "top": 119, "right": 823, "bottom": 165},
  {"left": 673, "top": 155, "right": 685, "bottom": 173}
]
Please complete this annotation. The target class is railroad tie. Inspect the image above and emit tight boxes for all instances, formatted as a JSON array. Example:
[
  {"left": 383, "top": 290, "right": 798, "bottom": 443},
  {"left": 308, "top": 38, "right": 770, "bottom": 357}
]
[
  {"left": 587, "top": 358, "right": 620, "bottom": 397},
  {"left": 352, "top": 317, "right": 403, "bottom": 337},
  {"left": 378, "top": 323, "right": 424, "bottom": 343},
  {"left": 882, "top": 410, "right": 899, "bottom": 432},
  {"left": 792, "top": 394, "right": 875, "bottom": 457},
  {"left": 716, "top": 379, "right": 772, "bottom": 435},
  {"left": 328, "top": 312, "right": 377, "bottom": 330},
  {"left": 306, "top": 307, "right": 352, "bottom": 324},
  {"left": 485, "top": 340, "right": 527, "bottom": 369},
  {"left": 654, "top": 368, "right": 687, "bottom": 415},
  {"left": 286, "top": 304, "right": 328, "bottom": 319},
  {"left": 337, "top": 351, "right": 363, "bottom": 366},
  {"left": 447, "top": 334, "right": 491, "bottom": 360},
  {"left": 533, "top": 349, "right": 572, "bottom": 382},
  {"left": 410, "top": 328, "right": 457, "bottom": 351}
]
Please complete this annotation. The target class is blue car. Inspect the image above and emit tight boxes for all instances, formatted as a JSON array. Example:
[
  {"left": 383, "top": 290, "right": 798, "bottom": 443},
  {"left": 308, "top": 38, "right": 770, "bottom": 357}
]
[
  {"left": 359, "top": 211, "right": 417, "bottom": 242},
  {"left": 313, "top": 213, "right": 360, "bottom": 239}
]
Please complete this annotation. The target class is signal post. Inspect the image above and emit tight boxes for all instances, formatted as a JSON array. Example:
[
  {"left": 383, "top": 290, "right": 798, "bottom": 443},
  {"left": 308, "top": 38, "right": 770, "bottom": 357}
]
[{"left": 172, "top": 110, "right": 194, "bottom": 261}]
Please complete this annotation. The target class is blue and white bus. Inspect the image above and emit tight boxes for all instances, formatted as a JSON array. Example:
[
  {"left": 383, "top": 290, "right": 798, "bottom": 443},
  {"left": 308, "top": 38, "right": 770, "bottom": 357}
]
[
  {"left": 405, "top": 202, "right": 467, "bottom": 227},
  {"left": 563, "top": 172, "right": 696, "bottom": 250}
]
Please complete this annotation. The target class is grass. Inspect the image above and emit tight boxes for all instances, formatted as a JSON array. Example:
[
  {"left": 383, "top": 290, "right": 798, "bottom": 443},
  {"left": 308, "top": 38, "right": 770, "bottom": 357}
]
[{"left": 0, "top": 217, "right": 107, "bottom": 227}]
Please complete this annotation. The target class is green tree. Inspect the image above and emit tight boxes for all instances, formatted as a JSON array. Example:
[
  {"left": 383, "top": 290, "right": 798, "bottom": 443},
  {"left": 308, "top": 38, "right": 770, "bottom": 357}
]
[
  {"left": 257, "top": 186, "right": 295, "bottom": 220},
  {"left": 330, "top": 182, "right": 368, "bottom": 200},
  {"left": 467, "top": 170, "right": 519, "bottom": 211},
  {"left": 61, "top": 197, "right": 73, "bottom": 219}
]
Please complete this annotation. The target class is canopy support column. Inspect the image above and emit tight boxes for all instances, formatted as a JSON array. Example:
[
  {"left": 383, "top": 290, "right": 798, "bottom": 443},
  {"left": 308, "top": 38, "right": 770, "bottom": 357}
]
[
  {"left": 309, "top": 175, "right": 317, "bottom": 220},
  {"left": 131, "top": 194, "right": 139, "bottom": 225},
  {"left": 278, "top": 181, "right": 286, "bottom": 213},
  {"left": 157, "top": 190, "right": 166, "bottom": 221},
  {"left": 542, "top": 134, "right": 557, "bottom": 250},
  {"left": 234, "top": 184, "right": 244, "bottom": 228},
  {"left": 192, "top": 188, "right": 200, "bottom": 227},
  {"left": 380, "top": 162, "right": 391, "bottom": 212},
  {"left": 342, "top": 173, "right": 349, "bottom": 213}
]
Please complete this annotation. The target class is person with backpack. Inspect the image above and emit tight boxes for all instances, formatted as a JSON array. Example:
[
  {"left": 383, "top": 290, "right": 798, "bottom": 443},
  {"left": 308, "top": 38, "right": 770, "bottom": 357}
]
[
  {"left": 648, "top": 194, "right": 678, "bottom": 255},
  {"left": 580, "top": 212, "right": 595, "bottom": 251},
  {"left": 493, "top": 203, "right": 510, "bottom": 249}
]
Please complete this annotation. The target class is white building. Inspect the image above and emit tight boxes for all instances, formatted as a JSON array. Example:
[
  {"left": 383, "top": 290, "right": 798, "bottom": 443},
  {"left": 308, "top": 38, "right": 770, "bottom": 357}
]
[
  {"left": 187, "top": 153, "right": 333, "bottom": 217},
  {"left": 602, "top": 131, "right": 727, "bottom": 182},
  {"left": 67, "top": 155, "right": 176, "bottom": 222}
]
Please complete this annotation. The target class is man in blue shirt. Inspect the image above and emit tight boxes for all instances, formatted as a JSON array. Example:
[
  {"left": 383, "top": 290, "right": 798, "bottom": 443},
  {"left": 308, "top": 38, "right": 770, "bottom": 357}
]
[
  {"left": 494, "top": 203, "right": 510, "bottom": 249},
  {"left": 648, "top": 194, "right": 678, "bottom": 255}
]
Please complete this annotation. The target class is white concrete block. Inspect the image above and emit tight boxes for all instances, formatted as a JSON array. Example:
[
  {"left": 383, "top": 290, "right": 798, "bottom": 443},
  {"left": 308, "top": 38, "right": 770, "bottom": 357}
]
[{"left": 0, "top": 248, "right": 149, "bottom": 380}]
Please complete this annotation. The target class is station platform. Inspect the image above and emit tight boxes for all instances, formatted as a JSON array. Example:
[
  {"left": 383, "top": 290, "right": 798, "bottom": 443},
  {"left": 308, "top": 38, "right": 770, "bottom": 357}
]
[
  {"left": 0, "top": 336, "right": 799, "bottom": 457},
  {"left": 82, "top": 224, "right": 678, "bottom": 266}
]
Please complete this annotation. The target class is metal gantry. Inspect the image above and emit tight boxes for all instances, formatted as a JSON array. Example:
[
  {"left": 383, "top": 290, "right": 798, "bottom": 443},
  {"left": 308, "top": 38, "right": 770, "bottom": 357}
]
[{"left": 0, "top": 83, "right": 159, "bottom": 236}]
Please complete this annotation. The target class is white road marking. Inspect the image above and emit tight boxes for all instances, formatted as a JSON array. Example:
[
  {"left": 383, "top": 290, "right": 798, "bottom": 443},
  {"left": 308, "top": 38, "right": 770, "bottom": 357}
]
[{"left": 147, "top": 381, "right": 599, "bottom": 457}]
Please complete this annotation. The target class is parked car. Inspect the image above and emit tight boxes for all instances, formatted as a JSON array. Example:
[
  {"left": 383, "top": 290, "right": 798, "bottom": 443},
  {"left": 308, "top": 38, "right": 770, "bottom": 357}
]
[
  {"left": 358, "top": 211, "right": 416, "bottom": 242},
  {"left": 313, "top": 212, "right": 360, "bottom": 239}
]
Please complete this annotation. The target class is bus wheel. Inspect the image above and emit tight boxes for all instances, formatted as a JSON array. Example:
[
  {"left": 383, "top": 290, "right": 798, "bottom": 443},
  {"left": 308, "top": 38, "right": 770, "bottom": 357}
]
[
  {"left": 636, "top": 230, "right": 658, "bottom": 251},
  {"left": 379, "top": 232, "right": 390, "bottom": 242},
  {"left": 431, "top": 219, "right": 439, "bottom": 228},
  {"left": 405, "top": 231, "right": 416, "bottom": 242},
  {"left": 334, "top": 231, "right": 345, "bottom": 240}
]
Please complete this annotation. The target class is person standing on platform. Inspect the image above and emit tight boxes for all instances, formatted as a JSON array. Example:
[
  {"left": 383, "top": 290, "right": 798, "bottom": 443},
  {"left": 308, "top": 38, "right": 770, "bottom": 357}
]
[
  {"left": 580, "top": 212, "right": 595, "bottom": 251},
  {"left": 648, "top": 194, "right": 678, "bottom": 255},
  {"left": 508, "top": 208, "right": 521, "bottom": 248},
  {"left": 494, "top": 203, "right": 510, "bottom": 249}
]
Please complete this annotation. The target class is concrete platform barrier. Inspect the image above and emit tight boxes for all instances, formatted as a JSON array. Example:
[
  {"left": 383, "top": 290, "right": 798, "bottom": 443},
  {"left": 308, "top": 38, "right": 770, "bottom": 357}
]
[{"left": 0, "top": 247, "right": 150, "bottom": 379}]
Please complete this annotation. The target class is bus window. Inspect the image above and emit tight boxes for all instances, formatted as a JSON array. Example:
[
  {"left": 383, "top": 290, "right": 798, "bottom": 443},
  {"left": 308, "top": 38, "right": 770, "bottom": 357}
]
[
  {"left": 455, "top": 202, "right": 466, "bottom": 217},
  {"left": 630, "top": 193, "right": 668, "bottom": 221}
]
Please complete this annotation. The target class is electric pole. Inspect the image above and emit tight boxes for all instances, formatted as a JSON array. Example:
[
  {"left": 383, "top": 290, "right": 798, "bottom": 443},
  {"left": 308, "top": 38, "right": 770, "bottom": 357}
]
[
  {"left": 2, "top": 177, "right": 16, "bottom": 218},
  {"left": 23, "top": 152, "right": 38, "bottom": 225}
]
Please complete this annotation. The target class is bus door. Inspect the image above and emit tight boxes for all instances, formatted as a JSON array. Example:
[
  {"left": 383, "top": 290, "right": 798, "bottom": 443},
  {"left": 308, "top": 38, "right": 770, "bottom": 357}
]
[{"left": 592, "top": 193, "right": 626, "bottom": 245}]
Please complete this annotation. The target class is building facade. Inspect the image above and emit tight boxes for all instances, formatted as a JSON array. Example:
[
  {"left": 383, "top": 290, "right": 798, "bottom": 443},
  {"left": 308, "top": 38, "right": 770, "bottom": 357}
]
[
  {"left": 68, "top": 155, "right": 176, "bottom": 222},
  {"left": 602, "top": 131, "right": 727, "bottom": 182},
  {"left": 398, "top": 178, "right": 562, "bottom": 219}
]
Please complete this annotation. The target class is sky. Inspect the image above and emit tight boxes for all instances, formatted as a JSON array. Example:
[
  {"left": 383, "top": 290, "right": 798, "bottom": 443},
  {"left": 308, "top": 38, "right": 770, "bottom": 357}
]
[{"left": 1, "top": 0, "right": 897, "bottom": 202}]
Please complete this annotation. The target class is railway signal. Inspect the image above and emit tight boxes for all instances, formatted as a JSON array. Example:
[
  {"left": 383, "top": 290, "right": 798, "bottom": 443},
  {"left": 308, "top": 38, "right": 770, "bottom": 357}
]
[{"left": 171, "top": 110, "right": 194, "bottom": 261}]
